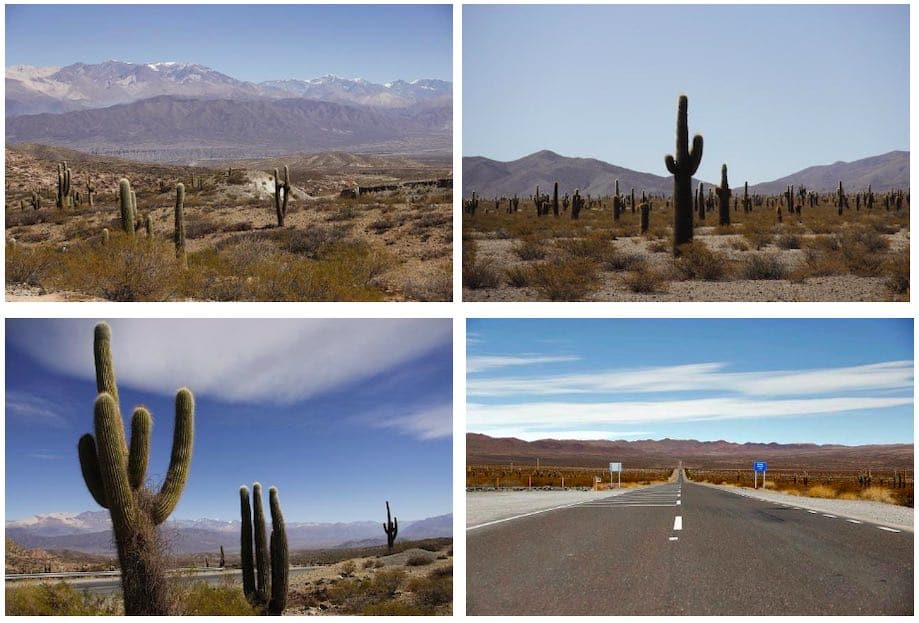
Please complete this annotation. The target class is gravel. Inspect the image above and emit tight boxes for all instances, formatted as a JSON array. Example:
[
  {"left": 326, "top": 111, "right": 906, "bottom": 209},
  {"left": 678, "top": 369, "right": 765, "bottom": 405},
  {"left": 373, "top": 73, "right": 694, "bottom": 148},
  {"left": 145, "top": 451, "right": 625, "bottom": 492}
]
[
  {"left": 466, "top": 487, "right": 642, "bottom": 528},
  {"left": 700, "top": 483, "right": 914, "bottom": 531}
]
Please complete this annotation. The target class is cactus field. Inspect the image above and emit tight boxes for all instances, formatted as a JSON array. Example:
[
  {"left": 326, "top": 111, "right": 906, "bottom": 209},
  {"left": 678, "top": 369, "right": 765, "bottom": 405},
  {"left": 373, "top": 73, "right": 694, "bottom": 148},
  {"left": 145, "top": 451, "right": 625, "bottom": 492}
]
[
  {"left": 5, "top": 145, "right": 452, "bottom": 301},
  {"left": 466, "top": 464, "right": 673, "bottom": 489},
  {"left": 463, "top": 96, "right": 908, "bottom": 302}
]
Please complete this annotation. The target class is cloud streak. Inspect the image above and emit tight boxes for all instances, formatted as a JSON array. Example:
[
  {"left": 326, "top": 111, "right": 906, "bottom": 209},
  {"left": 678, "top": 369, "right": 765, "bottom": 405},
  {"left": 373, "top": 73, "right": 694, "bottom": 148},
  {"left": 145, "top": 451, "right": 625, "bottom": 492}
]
[
  {"left": 468, "top": 360, "right": 913, "bottom": 398},
  {"left": 466, "top": 354, "right": 581, "bottom": 374},
  {"left": 6, "top": 391, "right": 69, "bottom": 427},
  {"left": 10, "top": 319, "right": 451, "bottom": 405}
]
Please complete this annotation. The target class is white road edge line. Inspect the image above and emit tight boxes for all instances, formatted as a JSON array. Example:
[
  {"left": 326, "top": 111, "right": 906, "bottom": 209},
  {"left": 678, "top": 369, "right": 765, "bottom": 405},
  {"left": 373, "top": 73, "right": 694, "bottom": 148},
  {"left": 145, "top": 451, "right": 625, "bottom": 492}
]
[
  {"left": 823, "top": 514, "right": 837, "bottom": 519},
  {"left": 673, "top": 516, "right": 682, "bottom": 530},
  {"left": 466, "top": 502, "right": 581, "bottom": 531},
  {"left": 878, "top": 526, "right": 901, "bottom": 533},
  {"left": 807, "top": 510, "right": 818, "bottom": 514},
  {"left": 846, "top": 519, "right": 862, "bottom": 524}
]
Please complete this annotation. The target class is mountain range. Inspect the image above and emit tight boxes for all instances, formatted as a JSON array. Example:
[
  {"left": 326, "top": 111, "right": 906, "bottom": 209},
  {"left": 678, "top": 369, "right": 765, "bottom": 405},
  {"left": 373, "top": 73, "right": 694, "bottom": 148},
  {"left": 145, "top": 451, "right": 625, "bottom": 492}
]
[
  {"left": 5, "top": 61, "right": 452, "bottom": 161},
  {"left": 462, "top": 150, "right": 909, "bottom": 198},
  {"left": 5, "top": 510, "right": 452, "bottom": 555},
  {"left": 467, "top": 433, "right": 913, "bottom": 470},
  {"left": 6, "top": 61, "right": 451, "bottom": 115}
]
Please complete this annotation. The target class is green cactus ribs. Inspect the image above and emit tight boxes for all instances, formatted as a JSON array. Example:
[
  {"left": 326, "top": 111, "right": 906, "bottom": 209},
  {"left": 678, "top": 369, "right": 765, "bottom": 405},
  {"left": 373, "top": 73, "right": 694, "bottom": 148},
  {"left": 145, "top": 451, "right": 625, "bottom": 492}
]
[
  {"left": 77, "top": 322, "right": 194, "bottom": 615},
  {"left": 240, "top": 483, "right": 289, "bottom": 615},
  {"left": 665, "top": 95, "right": 703, "bottom": 256}
]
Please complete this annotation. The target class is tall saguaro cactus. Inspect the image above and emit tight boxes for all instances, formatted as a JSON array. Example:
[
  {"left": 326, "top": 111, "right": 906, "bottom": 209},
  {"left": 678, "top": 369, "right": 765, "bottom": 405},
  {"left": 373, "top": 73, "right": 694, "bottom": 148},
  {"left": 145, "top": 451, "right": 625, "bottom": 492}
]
[
  {"left": 240, "top": 484, "right": 289, "bottom": 615},
  {"left": 665, "top": 95, "right": 704, "bottom": 255},
  {"left": 383, "top": 501, "right": 398, "bottom": 551},
  {"left": 119, "top": 179, "right": 136, "bottom": 236},
  {"left": 57, "top": 161, "right": 72, "bottom": 209},
  {"left": 174, "top": 183, "right": 187, "bottom": 269},
  {"left": 274, "top": 166, "right": 290, "bottom": 227},
  {"left": 77, "top": 322, "right": 194, "bottom": 615},
  {"left": 715, "top": 164, "right": 731, "bottom": 226}
]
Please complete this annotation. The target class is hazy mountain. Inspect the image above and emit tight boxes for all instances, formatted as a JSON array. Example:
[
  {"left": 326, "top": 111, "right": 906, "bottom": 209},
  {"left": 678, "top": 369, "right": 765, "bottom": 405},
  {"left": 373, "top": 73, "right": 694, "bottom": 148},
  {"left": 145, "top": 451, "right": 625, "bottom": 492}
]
[
  {"left": 5, "top": 512, "right": 453, "bottom": 555},
  {"left": 747, "top": 151, "right": 909, "bottom": 194},
  {"left": 467, "top": 433, "right": 913, "bottom": 470},
  {"left": 6, "top": 61, "right": 452, "bottom": 116},
  {"left": 462, "top": 150, "right": 704, "bottom": 199},
  {"left": 6, "top": 95, "right": 452, "bottom": 162}
]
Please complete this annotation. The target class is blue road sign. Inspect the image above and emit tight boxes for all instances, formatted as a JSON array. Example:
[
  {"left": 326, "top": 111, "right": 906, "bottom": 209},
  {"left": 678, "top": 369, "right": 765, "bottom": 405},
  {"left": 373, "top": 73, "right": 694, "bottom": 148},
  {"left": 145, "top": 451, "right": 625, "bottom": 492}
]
[{"left": 753, "top": 461, "right": 767, "bottom": 472}]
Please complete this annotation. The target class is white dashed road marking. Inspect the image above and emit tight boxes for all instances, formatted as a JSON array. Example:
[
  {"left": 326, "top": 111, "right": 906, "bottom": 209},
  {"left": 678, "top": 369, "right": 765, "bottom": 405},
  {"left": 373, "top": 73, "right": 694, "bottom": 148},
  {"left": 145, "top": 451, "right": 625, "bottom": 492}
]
[
  {"left": 823, "top": 514, "right": 837, "bottom": 519},
  {"left": 668, "top": 536, "right": 678, "bottom": 541},
  {"left": 673, "top": 516, "right": 682, "bottom": 531},
  {"left": 846, "top": 519, "right": 862, "bottom": 524},
  {"left": 878, "top": 526, "right": 901, "bottom": 533},
  {"left": 807, "top": 510, "right": 818, "bottom": 514}
]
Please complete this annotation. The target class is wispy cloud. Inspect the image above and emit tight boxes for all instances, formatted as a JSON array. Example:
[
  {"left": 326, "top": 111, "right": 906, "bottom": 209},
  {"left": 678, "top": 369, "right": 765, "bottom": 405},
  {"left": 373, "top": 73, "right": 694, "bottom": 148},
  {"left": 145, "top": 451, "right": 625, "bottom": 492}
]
[
  {"left": 27, "top": 452, "right": 65, "bottom": 460},
  {"left": 467, "top": 354, "right": 581, "bottom": 374},
  {"left": 468, "top": 396, "right": 914, "bottom": 431},
  {"left": 9, "top": 319, "right": 451, "bottom": 405},
  {"left": 6, "top": 391, "right": 69, "bottom": 427},
  {"left": 371, "top": 403, "right": 452, "bottom": 440},
  {"left": 468, "top": 361, "right": 913, "bottom": 398}
]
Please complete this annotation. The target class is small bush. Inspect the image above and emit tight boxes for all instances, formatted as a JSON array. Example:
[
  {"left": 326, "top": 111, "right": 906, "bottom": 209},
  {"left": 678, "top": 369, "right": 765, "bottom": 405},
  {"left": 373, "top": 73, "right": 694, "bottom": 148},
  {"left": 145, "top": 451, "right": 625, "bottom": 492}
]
[
  {"left": 729, "top": 238, "right": 750, "bottom": 251},
  {"left": 527, "top": 258, "right": 600, "bottom": 301},
  {"left": 775, "top": 234, "right": 801, "bottom": 249},
  {"left": 505, "top": 265, "right": 531, "bottom": 288},
  {"left": 739, "top": 254, "right": 788, "bottom": 280},
  {"left": 179, "top": 582, "right": 256, "bottom": 615},
  {"left": 340, "top": 560, "right": 357, "bottom": 577},
  {"left": 369, "top": 569, "right": 406, "bottom": 598},
  {"left": 885, "top": 252, "right": 909, "bottom": 296},
  {"left": 805, "top": 484, "right": 837, "bottom": 499},
  {"left": 859, "top": 486, "right": 897, "bottom": 504},
  {"left": 6, "top": 582, "right": 119, "bottom": 615},
  {"left": 462, "top": 242, "right": 500, "bottom": 289},
  {"left": 674, "top": 242, "right": 729, "bottom": 281},
  {"left": 623, "top": 266, "right": 667, "bottom": 293},
  {"left": 405, "top": 554, "right": 433, "bottom": 567},
  {"left": 407, "top": 569, "right": 452, "bottom": 609},
  {"left": 6, "top": 243, "right": 56, "bottom": 287},
  {"left": 513, "top": 238, "right": 547, "bottom": 261}
]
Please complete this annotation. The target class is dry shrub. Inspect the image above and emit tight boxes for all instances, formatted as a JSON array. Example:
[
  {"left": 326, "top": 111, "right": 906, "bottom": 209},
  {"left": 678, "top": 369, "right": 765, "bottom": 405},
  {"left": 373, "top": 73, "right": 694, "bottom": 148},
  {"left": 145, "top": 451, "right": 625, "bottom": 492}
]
[
  {"left": 729, "top": 238, "right": 750, "bottom": 251},
  {"left": 885, "top": 252, "right": 909, "bottom": 296},
  {"left": 462, "top": 241, "right": 500, "bottom": 289},
  {"left": 739, "top": 253, "right": 788, "bottom": 280},
  {"left": 183, "top": 216, "right": 223, "bottom": 239},
  {"left": 624, "top": 266, "right": 668, "bottom": 293},
  {"left": 407, "top": 567, "right": 452, "bottom": 610},
  {"left": 505, "top": 265, "right": 532, "bottom": 288},
  {"left": 369, "top": 569, "right": 406, "bottom": 598},
  {"left": 6, "top": 243, "right": 56, "bottom": 287},
  {"left": 648, "top": 239, "right": 669, "bottom": 253},
  {"left": 526, "top": 258, "right": 600, "bottom": 301},
  {"left": 178, "top": 582, "right": 256, "bottom": 615},
  {"left": 859, "top": 486, "right": 897, "bottom": 504},
  {"left": 271, "top": 225, "right": 348, "bottom": 259},
  {"left": 775, "top": 233, "right": 801, "bottom": 249},
  {"left": 401, "top": 263, "right": 452, "bottom": 301},
  {"left": 6, "top": 582, "right": 120, "bottom": 615},
  {"left": 674, "top": 242, "right": 729, "bottom": 281},
  {"left": 805, "top": 484, "right": 837, "bottom": 499},
  {"left": 406, "top": 554, "right": 433, "bottom": 567},
  {"left": 513, "top": 237, "right": 547, "bottom": 261}
]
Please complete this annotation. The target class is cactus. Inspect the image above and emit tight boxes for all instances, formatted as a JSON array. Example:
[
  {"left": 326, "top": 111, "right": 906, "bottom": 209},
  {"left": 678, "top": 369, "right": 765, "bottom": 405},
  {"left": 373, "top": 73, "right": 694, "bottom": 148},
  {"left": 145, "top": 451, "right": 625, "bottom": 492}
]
[
  {"left": 697, "top": 183, "right": 705, "bottom": 221},
  {"left": 640, "top": 202, "right": 650, "bottom": 234},
  {"left": 664, "top": 95, "right": 702, "bottom": 255},
  {"left": 630, "top": 188, "right": 636, "bottom": 214},
  {"left": 144, "top": 214, "right": 153, "bottom": 238},
  {"left": 785, "top": 185, "right": 795, "bottom": 215},
  {"left": 571, "top": 189, "right": 584, "bottom": 220},
  {"left": 468, "top": 192, "right": 478, "bottom": 215},
  {"left": 174, "top": 183, "right": 187, "bottom": 269},
  {"left": 240, "top": 484, "right": 288, "bottom": 615},
  {"left": 553, "top": 182, "right": 559, "bottom": 217},
  {"left": 219, "top": 545, "right": 226, "bottom": 568},
  {"left": 274, "top": 166, "right": 290, "bottom": 227},
  {"left": 118, "top": 179, "right": 136, "bottom": 236},
  {"left": 743, "top": 182, "right": 750, "bottom": 212},
  {"left": 56, "top": 162, "right": 72, "bottom": 209},
  {"left": 613, "top": 194, "right": 621, "bottom": 221},
  {"left": 31, "top": 191, "right": 41, "bottom": 210},
  {"left": 715, "top": 165, "right": 731, "bottom": 226},
  {"left": 77, "top": 322, "right": 194, "bottom": 615},
  {"left": 836, "top": 181, "right": 847, "bottom": 215},
  {"left": 383, "top": 501, "right": 398, "bottom": 550},
  {"left": 101, "top": 228, "right": 110, "bottom": 245},
  {"left": 86, "top": 179, "right": 95, "bottom": 207}
]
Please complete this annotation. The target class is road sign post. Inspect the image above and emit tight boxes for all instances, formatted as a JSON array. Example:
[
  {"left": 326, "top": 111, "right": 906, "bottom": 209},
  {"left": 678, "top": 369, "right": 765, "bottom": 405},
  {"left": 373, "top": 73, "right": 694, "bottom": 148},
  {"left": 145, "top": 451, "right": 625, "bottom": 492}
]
[
  {"left": 753, "top": 461, "right": 767, "bottom": 489},
  {"left": 609, "top": 462, "right": 622, "bottom": 489}
]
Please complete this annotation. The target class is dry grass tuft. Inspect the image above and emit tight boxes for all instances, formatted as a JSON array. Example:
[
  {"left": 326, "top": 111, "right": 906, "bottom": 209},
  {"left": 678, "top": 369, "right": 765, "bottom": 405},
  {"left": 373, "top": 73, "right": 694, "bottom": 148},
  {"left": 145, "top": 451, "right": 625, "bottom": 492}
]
[
  {"left": 739, "top": 253, "right": 788, "bottom": 280},
  {"left": 673, "top": 242, "right": 729, "bottom": 281}
]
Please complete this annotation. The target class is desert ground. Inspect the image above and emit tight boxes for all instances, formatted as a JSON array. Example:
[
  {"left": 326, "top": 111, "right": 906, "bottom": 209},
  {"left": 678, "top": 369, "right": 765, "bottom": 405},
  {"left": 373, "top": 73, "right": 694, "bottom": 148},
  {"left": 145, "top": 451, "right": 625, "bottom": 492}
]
[
  {"left": 6, "top": 144, "right": 452, "bottom": 301},
  {"left": 6, "top": 538, "right": 452, "bottom": 616},
  {"left": 462, "top": 193, "right": 908, "bottom": 301}
]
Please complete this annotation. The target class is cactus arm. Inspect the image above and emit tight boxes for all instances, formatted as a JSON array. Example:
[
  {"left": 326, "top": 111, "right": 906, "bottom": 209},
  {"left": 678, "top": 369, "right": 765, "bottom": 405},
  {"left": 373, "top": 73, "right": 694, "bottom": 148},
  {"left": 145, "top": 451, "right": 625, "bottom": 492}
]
[
  {"left": 253, "top": 482, "right": 271, "bottom": 603},
  {"left": 128, "top": 407, "right": 152, "bottom": 490},
  {"left": 267, "top": 487, "right": 288, "bottom": 615},
  {"left": 94, "top": 393, "right": 136, "bottom": 533},
  {"left": 665, "top": 155, "right": 677, "bottom": 174},
  {"left": 240, "top": 486, "right": 256, "bottom": 601},
  {"left": 93, "top": 323, "right": 119, "bottom": 405},
  {"left": 688, "top": 135, "right": 704, "bottom": 174},
  {"left": 77, "top": 434, "right": 109, "bottom": 508},
  {"left": 151, "top": 388, "right": 194, "bottom": 525}
]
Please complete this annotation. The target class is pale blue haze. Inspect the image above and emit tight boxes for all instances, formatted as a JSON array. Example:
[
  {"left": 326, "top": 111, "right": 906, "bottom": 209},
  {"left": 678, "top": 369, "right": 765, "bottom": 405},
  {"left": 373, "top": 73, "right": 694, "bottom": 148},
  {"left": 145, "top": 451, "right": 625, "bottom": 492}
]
[
  {"left": 464, "top": 4, "right": 909, "bottom": 184},
  {"left": 6, "top": 4, "right": 452, "bottom": 82}
]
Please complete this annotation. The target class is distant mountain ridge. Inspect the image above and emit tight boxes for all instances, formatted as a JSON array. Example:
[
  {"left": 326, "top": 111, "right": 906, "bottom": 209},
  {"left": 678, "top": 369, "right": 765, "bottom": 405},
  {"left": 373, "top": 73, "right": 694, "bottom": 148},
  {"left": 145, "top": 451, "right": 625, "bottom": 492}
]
[
  {"left": 6, "top": 95, "right": 452, "bottom": 162},
  {"left": 463, "top": 150, "right": 909, "bottom": 199},
  {"left": 6, "top": 510, "right": 453, "bottom": 554},
  {"left": 467, "top": 433, "right": 913, "bottom": 470},
  {"left": 6, "top": 60, "right": 452, "bottom": 116}
]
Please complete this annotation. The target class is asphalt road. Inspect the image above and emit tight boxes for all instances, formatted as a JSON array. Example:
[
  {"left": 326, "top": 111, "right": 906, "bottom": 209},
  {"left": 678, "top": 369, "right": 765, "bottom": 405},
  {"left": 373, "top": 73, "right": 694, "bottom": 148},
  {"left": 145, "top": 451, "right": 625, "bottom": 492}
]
[
  {"left": 7, "top": 567, "right": 316, "bottom": 597},
  {"left": 467, "top": 473, "right": 913, "bottom": 615}
]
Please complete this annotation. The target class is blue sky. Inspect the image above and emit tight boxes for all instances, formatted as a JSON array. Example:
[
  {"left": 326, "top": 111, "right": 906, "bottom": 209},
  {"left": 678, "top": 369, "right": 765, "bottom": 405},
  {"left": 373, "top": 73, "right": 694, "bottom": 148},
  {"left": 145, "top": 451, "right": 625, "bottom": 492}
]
[
  {"left": 463, "top": 4, "right": 909, "bottom": 184},
  {"left": 467, "top": 319, "right": 913, "bottom": 446},
  {"left": 5, "top": 4, "right": 452, "bottom": 82},
  {"left": 6, "top": 319, "right": 452, "bottom": 522}
]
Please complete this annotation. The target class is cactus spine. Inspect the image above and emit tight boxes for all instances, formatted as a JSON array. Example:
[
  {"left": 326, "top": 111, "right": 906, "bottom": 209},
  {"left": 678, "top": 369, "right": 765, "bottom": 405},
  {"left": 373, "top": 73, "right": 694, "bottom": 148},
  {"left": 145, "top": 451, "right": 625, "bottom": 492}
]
[
  {"left": 240, "top": 484, "right": 288, "bottom": 615},
  {"left": 77, "top": 323, "right": 194, "bottom": 615},
  {"left": 174, "top": 183, "right": 187, "bottom": 269},
  {"left": 665, "top": 95, "right": 703, "bottom": 254},
  {"left": 715, "top": 164, "right": 731, "bottom": 226},
  {"left": 274, "top": 166, "right": 290, "bottom": 227},
  {"left": 384, "top": 500, "right": 398, "bottom": 550},
  {"left": 119, "top": 179, "right": 135, "bottom": 236}
]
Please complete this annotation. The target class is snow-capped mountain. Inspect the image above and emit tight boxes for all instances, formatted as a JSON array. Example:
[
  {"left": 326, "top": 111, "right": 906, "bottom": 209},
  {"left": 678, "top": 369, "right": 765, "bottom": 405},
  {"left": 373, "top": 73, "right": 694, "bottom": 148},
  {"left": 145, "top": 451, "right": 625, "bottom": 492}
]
[
  {"left": 6, "top": 511, "right": 453, "bottom": 554},
  {"left": 6, "top": 60, "right": 452, "bottom": 116}
]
